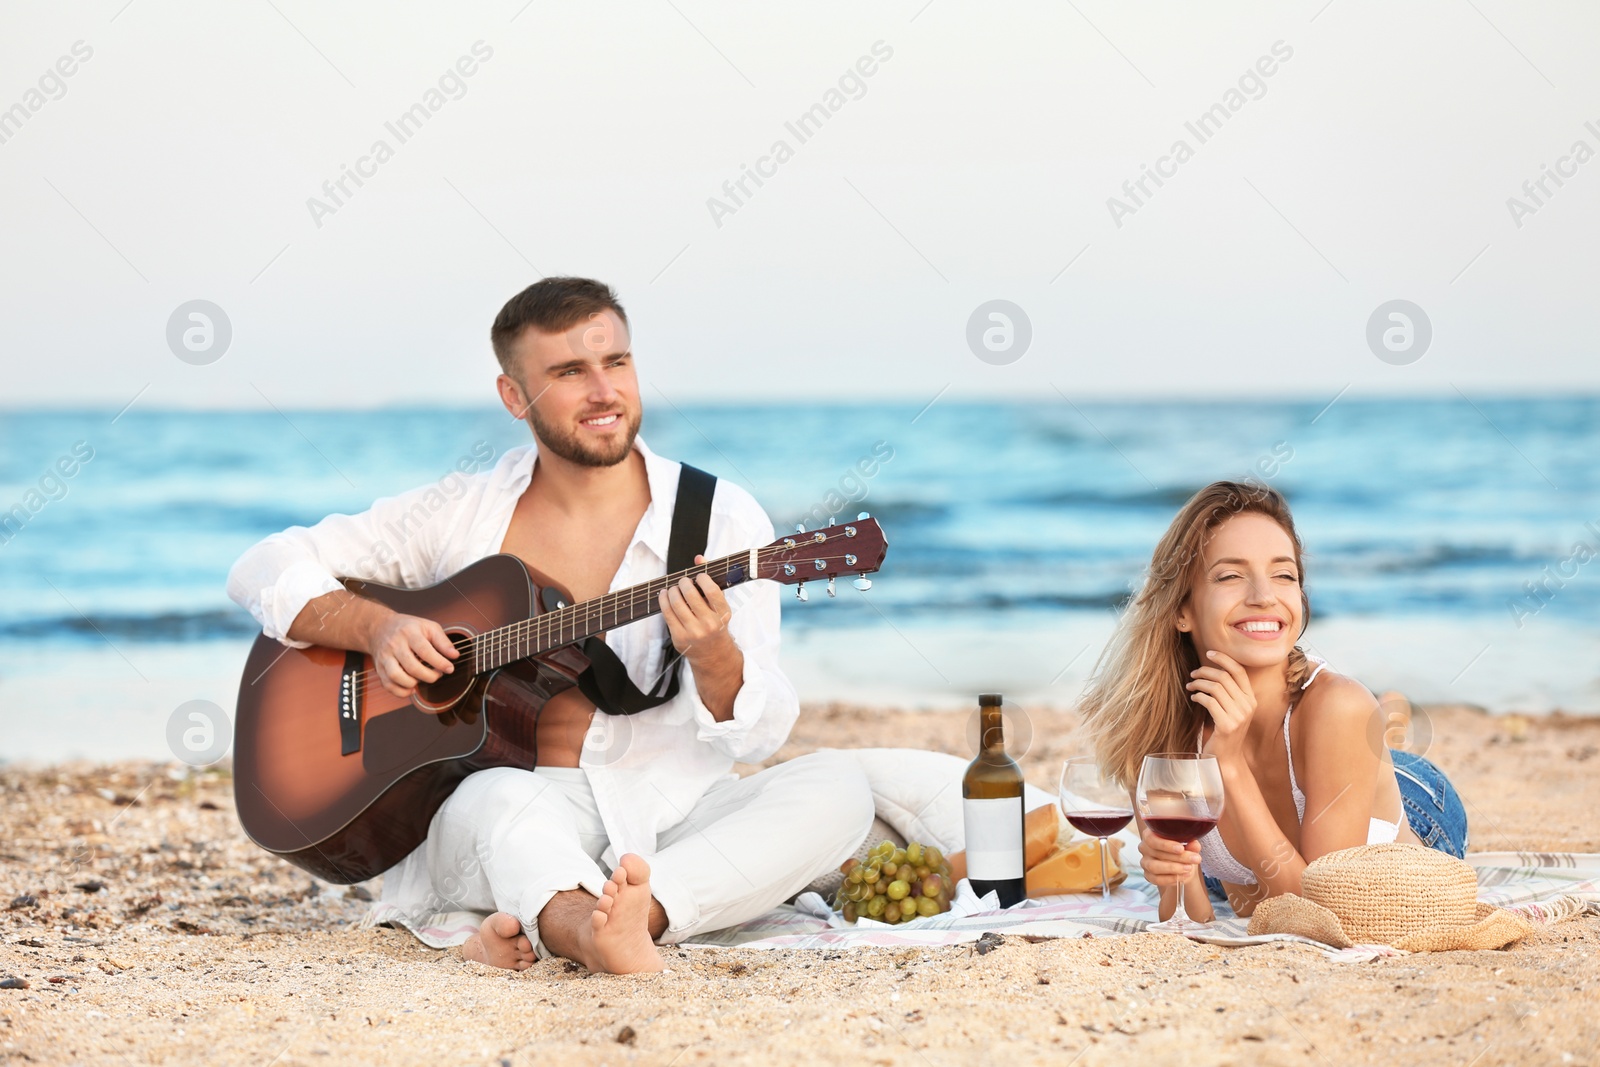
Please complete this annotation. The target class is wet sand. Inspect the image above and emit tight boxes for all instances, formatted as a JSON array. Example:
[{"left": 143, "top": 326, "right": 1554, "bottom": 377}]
[{"left": 2, "top": 703, "right": 1597, "bottom": 1065}]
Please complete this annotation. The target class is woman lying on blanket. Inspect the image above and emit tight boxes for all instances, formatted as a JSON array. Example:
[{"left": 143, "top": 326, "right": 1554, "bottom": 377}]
[{"left": 1076, "top": 480, "right": 1469, "bottom": 920}]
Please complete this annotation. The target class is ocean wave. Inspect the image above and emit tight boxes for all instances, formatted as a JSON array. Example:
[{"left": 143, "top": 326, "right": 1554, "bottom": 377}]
[
  {"left": 0, "top": 610, "right": 256, "bottom": 642},
  {"left": 1317, "top": 542, "right": 1531, "bottom": 574},
  {"left": 1007, "top": 486, "right": 1208, "bottom": 509},
  {"left": 1, "top": 400, "right": 1594, "bottom": 652},
  {"left": 796, "top": 590, "right": 1136, "bottom": 615},
  {"left": 847, "top": 499, "right": 951, "bottom": 524}
]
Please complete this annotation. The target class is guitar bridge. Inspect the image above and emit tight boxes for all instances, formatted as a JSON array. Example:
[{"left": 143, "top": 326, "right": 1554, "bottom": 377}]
[{"left": 339, "top": 650, "right": 363, "bottom": 755}]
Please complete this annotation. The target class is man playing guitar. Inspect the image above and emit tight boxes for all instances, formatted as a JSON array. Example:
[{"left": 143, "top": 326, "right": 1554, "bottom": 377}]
[{"left": 226, "top": 277, "right": 874, "bottom": 973}]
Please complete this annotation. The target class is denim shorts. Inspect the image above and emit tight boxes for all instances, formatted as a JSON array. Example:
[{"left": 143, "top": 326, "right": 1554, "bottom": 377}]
[
  {"left": 1203, "top": 750, "right": 1469, "bottom": 900},
  {"left": 1391, "top": 749, "right": 1469, "bottom": 858}
]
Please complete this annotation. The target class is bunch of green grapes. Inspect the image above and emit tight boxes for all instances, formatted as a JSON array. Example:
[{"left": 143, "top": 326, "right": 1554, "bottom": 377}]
[{"left": 833, "top": 841, "right": 954, "bottom": 924}]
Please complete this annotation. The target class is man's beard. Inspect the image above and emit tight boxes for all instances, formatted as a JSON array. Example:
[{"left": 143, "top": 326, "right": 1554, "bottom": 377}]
[{"left": 527, "top": 401, "right": 642, "bottom": 468}]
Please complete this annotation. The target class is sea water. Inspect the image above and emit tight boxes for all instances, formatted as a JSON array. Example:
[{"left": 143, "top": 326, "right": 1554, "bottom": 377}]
[{"left": 1, "top": 397, "right": 1596, "bottom": 760}]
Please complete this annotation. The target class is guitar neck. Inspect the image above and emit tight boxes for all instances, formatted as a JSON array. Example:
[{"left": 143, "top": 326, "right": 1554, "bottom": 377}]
[{"left": 473, "top": 549, "right": 755, "bottom": 671}]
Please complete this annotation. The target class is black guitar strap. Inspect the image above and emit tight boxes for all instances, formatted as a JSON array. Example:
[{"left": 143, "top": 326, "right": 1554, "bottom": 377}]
[{"left": 577, "top": 463, "right": 717, "bottom": 716}]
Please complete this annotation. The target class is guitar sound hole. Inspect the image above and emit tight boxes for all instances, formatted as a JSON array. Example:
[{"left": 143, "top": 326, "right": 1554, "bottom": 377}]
[{"left": 413, "top": 627, "right": 477, "bottom": 711}]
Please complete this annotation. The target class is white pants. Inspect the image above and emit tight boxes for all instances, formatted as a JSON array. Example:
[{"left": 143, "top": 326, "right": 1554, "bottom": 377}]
[{"left": 421, "top": 751, "right": 874, "bottom": 955}]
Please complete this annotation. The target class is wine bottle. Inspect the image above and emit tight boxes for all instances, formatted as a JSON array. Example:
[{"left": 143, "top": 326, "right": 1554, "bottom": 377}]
[{"left": 962, "top": 693, "right": 1026, "bottom": 908}]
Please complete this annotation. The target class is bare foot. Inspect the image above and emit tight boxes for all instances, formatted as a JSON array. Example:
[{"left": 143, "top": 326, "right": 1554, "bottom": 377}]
[
  {"left": 576, "top": 854, "right": 666, "bottom": 974},
  {"left": 459, "top": 911, "right": 534, "bottom": 971}
]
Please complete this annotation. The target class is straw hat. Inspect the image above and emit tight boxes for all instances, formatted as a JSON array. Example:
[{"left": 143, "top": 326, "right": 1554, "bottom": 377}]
[{"left": 1246, "top": 843, "right": 1533, "bottom": 951}]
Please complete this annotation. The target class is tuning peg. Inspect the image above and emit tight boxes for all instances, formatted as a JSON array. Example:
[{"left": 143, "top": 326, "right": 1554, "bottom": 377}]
[
  {"left": 794, "top": 522, "right": 806, "bottom": 533},
  {"left": 853, "top": 574, "right": 872, "bottom": 591},
  {"left": 828, "top": 516, "right": 837, "bottom": 526},
  {"left": 857, "top": 511, "right": 870, "bottom": 520},
  {"left": 796, "top": 582, "right": 808, "bottom": 602},
  {"left": 826, "top": 576, "right": 836, "bottom": 598}
]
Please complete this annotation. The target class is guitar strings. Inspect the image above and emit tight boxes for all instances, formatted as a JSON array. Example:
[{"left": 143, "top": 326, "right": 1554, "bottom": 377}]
[
  {"left": 342, "top": 543, "right": 818, "bottom": 698},
  {"left": 344, "top": 537, "right": 865, "bottom": 698},
  {"left": 344, "top": 551, "right": 747, "bottom": 699}
]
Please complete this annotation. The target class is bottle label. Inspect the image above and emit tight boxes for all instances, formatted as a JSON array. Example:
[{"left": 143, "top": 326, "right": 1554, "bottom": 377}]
[{"left": 963, "top": 796, "right": 1024, "bottom": 880}]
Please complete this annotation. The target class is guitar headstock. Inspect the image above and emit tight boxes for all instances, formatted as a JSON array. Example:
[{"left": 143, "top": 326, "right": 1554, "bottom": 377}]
[{"left": 755, "top": 514, "right": 888, "bottom": 600}]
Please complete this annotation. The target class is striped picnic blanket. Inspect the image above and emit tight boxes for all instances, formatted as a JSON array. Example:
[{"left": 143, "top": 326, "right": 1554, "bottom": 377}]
[{"left": 680, "top": 851, "right": 1600, "bottom": 961}]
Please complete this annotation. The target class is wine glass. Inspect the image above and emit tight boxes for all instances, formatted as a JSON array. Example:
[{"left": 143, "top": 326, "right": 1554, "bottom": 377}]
[
  {"left": 1058, "top": 757, "right": 1134, "bottom": 900},
  {"left": 1135, "top": 752, "right": 1225, "bottom": 933}
]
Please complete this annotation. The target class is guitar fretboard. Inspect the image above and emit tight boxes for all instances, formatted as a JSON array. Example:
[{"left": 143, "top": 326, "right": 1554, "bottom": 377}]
[{"left": 470, "top": 549, "right": 752, "bottom": 671}]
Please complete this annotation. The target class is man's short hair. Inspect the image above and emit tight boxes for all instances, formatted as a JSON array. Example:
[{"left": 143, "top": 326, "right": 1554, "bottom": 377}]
[{"left": 490, "top": 277, "right": 629, "bottom": 375}]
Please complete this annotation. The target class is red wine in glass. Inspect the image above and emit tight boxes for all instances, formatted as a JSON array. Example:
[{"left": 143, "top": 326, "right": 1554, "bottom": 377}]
[
  {"left": 1065, "top": 811, "right": 1135, "bottom": 839},
  {"left": 1136, "top": 753, "right": 1226, "bottom": 933},
  {"left": 1143, "top": 815, "right": 1218, "bottom": 843},
  {"left": 1058, "top": 759, "right": 1134, "bottom": 900}
]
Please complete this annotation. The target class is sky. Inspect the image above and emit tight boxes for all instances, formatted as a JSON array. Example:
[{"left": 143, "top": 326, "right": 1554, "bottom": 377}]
[{"left": 1, "top": 0, "right": 1597, "bottom": 410}]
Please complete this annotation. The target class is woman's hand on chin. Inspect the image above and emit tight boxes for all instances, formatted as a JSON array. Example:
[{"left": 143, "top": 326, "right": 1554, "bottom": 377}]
[{"left": 1189, "top": 650, "right": 1257, "bottom": 764}]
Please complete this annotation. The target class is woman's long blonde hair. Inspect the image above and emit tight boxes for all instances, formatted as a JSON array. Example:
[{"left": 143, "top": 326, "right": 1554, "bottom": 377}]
[{"left": 1079, "top": 480, "right": 1313, "bottom": 788}]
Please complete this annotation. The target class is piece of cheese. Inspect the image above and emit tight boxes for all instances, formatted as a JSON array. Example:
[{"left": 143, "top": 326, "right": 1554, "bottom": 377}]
[{"left": 1025, "top": 837, "right": 1125, "bottom": 897}]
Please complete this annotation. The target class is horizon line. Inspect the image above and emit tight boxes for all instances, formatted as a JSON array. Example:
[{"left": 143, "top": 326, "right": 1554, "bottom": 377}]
[{"left": 4, "top": 388, "right": 1597, "bottom": 416}]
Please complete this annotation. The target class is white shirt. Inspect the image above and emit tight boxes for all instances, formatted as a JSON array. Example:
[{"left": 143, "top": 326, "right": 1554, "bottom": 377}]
[{"left": 225, "top": 435, "right": 798, "bottom": 870}]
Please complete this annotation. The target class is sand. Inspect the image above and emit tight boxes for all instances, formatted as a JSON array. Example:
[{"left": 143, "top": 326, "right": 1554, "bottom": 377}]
[{"left": 2, "top": 703, "right": 1598, "bottom": 1066}]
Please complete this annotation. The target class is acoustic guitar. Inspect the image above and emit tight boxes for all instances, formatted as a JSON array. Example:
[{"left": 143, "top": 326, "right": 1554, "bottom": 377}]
[{"left": 232, "top": 516, "right": 888, "bottom": 883}]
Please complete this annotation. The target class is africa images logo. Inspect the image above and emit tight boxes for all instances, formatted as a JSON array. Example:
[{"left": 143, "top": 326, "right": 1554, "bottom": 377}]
[
  {"left": 706, "top": 41, "right": 895, "bottom": 228},
  {"left": 1105, "top": 41, "right": 1294, "bottom": 228},
  {"left": 305, "top": 41, "right": 495, "bottom": 229}
]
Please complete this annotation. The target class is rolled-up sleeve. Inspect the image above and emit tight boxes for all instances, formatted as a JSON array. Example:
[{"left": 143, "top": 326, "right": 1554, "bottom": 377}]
[
  {"left": 225, "top": 485, "right": 453, "bottom": 648},
  {"left": 679, "top": 492, "right": 798, "bottom": 762}
]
